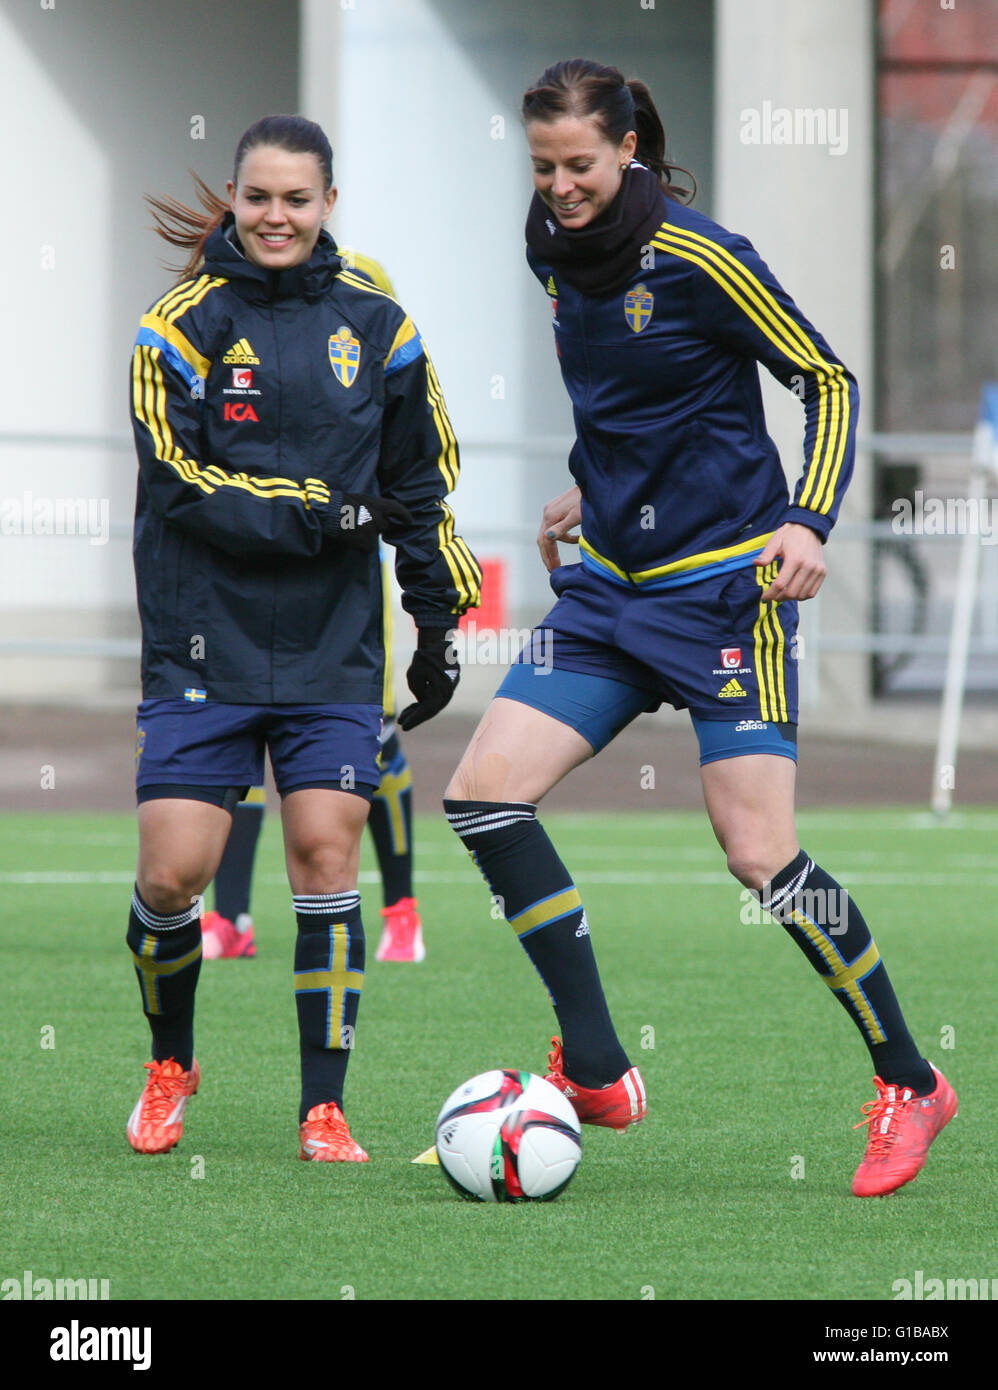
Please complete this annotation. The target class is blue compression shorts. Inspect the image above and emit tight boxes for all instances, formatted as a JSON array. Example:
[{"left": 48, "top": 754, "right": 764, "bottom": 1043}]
[{"left": 497, "top": 561, "right": 799, "bottom": 764}]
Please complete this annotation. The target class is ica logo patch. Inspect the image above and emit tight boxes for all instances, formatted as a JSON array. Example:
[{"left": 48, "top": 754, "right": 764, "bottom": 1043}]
[
  {"left": 329, "top": 326, "right": 361, "bottom": 388},
  {"left": 223, "top": 402, "right": 259, "bottom": 421},
  {"left": 624, "top": 284, "right": 653, "bottom": 333}
]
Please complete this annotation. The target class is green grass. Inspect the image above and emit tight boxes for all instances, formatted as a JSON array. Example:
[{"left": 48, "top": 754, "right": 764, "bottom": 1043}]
[{"left": 1, "top": 807, "right": 996, "bottom": 1301}]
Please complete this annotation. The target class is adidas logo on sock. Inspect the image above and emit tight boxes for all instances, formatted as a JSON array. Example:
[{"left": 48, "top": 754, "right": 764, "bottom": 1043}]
[{"left": 575, "top": 912, "right": 590, "bottom": 938}]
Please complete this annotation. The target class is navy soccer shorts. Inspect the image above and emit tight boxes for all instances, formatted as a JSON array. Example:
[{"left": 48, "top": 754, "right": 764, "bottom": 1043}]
[
  {"left": 134, "top": 699, "right": 383, "bottom": 805},
  {"left": 498, "top": 561, "right": 799, "bottom": 765}
]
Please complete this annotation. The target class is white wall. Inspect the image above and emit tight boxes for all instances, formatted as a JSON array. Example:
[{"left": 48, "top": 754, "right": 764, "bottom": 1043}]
[
  {"left": 0, "top": 0, "right": 298, "bottom": 699},
  {"left": 0, "top": 3, "right": 112, "bottom": 617}
]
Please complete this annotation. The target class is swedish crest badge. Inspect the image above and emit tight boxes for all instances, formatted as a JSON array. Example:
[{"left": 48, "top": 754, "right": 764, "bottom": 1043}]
[
  {"left": 624, "top": 284, "right": 654, "bottom": 334},
  {"left": 328, "top": 325, "right": 361, "bottom": 387}
]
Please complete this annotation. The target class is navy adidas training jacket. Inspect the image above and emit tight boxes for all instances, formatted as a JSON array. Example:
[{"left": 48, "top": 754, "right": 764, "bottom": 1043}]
[
  {"left": 528, "top": 197, "right": 859, "bottom": 591},
  {"left": 130, "top": 219, "right": 479, "bottom": 703}
]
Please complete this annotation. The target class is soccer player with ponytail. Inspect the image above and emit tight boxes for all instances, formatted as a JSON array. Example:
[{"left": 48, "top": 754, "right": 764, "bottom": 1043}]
[
  {"left": 445, "top": 60, "right": 955, "bottom": 1197},
  {"left": 127, "top": 115, "right": 479, "bottom": 1162}
]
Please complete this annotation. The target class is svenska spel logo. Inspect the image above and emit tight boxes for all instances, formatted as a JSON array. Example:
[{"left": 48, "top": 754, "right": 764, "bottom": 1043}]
[{"left": 721, "top": 647, "right": 742, "bottom": 668}]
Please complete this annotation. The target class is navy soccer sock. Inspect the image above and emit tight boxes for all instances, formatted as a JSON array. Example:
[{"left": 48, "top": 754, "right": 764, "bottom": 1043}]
[
  {"left": 368, "top": 731, "right": 414, "bottom": 907},
  {"left": 293, "top": 893, "right": 365, "bottom": 1122},
  {"left": 213, "top": 797, "right": 264, "bottom": 923},
  {"left": 761, "top": 851, "right": 935, "bottom": 1094},
  {"left": 444, "top": 799, "right": 630, "bottom": 1088},
  {"left": 127, "top": 887, "right": 203, "bottom": 1071}
]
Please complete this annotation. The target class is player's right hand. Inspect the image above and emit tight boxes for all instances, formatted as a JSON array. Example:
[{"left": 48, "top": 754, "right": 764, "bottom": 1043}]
[
  {"left": 398, "top": 628, "right": 460, "bottom": 731},
  {"left": 538, "top": 485, "right": 582, "bottom": 573},
  {"left": 331, "top": 493, "right": 414, "bottom": 552}
]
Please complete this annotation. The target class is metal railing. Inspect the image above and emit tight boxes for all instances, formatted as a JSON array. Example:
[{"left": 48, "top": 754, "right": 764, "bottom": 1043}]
[{"left": 4, "top": 429, "right": 995, "bottom": 674}]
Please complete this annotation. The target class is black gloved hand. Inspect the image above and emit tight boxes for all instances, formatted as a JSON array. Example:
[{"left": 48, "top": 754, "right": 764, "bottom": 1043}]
[
  {"left": 397, "top": 627, "right": 460, "bottom": 731},
  {"left": 330, "top": 493, "right": 414, "bottom": 552}
]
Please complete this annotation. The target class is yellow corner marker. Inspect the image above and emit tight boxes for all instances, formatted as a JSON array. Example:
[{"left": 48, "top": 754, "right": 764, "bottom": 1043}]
[{"left": 412, "top": 1146, "right": 440, "bottom": 1165}]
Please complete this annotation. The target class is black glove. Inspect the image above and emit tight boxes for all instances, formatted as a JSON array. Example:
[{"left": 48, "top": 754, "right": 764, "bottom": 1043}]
[
  {"left": 329, "top": 493, "right": 413, "bottom": 552},
  {"left": 398, "top": 627, "right": 460, "bottom": 731}
]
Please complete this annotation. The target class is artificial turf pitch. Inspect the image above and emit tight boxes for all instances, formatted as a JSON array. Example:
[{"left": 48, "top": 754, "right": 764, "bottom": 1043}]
[{"left": 2, "top": 806, "right": 996, "bottom": 1303}]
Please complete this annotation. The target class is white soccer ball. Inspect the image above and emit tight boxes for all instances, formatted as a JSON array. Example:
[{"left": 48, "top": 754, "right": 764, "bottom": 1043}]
[{"left": 435, "top": 1069, "right": 582, "bottom": 1202}]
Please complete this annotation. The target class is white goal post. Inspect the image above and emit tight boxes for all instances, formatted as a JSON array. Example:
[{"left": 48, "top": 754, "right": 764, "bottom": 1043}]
[{"left": 931, "top": 383, "right": 998, "bottom": 819}]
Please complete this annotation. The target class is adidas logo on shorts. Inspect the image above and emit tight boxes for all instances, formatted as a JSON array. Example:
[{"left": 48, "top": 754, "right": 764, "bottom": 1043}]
[{"left": 717, "top": 679, "right": 748, "bottom": 698}]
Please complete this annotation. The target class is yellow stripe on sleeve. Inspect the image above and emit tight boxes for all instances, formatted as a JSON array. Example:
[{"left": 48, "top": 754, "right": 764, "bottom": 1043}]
[
  {"left": 139, "top": 314, "right": 212, "bottom": 380},
  {"left": 424, "top": 353, "right": 459, "bottom": 492},
  {"left": 651, "top": 225, "right": 851, "bottom": 519},
  {"left": 384, "top": 315, "right": 419, "bottom": 366},
  {"left": 132, "top": 346, "right": 331, "bottom": 509}
]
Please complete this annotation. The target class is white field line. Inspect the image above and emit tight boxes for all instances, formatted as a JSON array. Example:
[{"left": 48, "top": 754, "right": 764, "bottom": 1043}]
[{"left": 3, "top": 869, "right": 998, "bottom": 888}]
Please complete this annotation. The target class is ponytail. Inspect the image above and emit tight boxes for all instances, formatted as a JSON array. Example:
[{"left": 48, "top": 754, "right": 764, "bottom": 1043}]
[
  {"left": 626, "top": 79, "right": 696, "bottom": 202},
  {"left": 145, "top": 173, "right": 228, "bottom": 281}
]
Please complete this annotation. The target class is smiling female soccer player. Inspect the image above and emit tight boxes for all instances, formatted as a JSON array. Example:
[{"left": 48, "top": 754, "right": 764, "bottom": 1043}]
[
  {"left": 445, "top": 61, "right": 956, "bottom": 1197},
  {"left": 127, "top": 114, "right": 479, "bottom": 1162}
]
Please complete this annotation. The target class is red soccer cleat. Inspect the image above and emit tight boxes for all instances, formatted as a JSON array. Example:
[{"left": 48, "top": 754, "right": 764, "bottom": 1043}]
[
  {"left": 127, "top": 1057, "right": 200, "bottom": 1154},
  {"left": 201, "top": 910, "right": 257, "bottom": 959},
  {"left": 545, "top": 1037, "right": 647, "bottom": 1131},
  {"left": 299, "top": 1103, "right": 370, "bottom": 1162},
  {"left": 375, "top": 897, "right": 425, "bottom": 962},
  {"left": 852, "top": 1064, "right": 957, "bottom": 1197}
]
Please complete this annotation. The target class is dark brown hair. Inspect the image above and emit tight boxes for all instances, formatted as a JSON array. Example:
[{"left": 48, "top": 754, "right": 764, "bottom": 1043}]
[
  {"left": 522, "top": 59, "right": 696, "bottom": 202},
  {"left": 146, "top": 115, "right": 334, "bottom": 280}
]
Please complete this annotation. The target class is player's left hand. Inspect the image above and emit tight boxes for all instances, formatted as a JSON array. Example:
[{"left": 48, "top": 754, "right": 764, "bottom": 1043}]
[
  {"left": 398, "top": 627, "right": 460, "bottom": 731},
  {"left": 755, "top": 523, "right": 827, "bottom": 601}
]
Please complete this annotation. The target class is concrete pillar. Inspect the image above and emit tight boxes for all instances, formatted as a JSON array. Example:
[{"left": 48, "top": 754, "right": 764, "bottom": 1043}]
[{"left": 715, "top": 0, "right": 875, "bottom": 715}]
